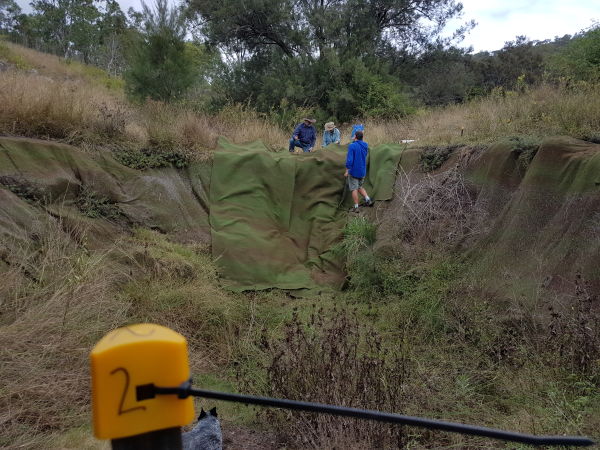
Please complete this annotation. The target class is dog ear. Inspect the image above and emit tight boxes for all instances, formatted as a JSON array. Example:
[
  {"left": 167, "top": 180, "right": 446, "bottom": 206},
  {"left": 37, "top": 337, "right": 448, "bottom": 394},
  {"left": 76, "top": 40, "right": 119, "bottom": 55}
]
[
  {"left": 199, "top": 408, "right": 207, "bottom": 420},
  {"left": 209, "top": 407, "right": 218, "bottom": 418}
]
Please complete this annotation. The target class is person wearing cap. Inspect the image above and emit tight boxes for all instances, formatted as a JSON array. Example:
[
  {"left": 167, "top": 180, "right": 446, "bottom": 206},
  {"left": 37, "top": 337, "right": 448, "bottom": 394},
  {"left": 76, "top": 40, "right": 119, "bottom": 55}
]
[
  {"left": 289, "top": 118, "right": 317, "bottom": 153},
  {"left": 350, "top": 119, "right": 365, "bottom": 141},
  {"left": 322, "top": 122, "right": 341, "bottom": 147}
]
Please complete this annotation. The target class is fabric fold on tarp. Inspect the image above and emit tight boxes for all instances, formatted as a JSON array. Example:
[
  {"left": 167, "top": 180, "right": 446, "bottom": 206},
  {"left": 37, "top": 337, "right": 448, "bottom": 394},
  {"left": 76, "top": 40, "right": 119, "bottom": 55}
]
[{"left": 210, "top": 139, "right": 404, "bottom": 291}]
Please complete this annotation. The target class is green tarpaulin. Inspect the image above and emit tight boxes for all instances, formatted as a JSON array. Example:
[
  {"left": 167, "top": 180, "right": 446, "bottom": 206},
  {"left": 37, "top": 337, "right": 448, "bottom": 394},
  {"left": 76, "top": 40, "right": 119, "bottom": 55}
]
[{"left": 210, "top": 139, "right": 404, "bottom": 291}]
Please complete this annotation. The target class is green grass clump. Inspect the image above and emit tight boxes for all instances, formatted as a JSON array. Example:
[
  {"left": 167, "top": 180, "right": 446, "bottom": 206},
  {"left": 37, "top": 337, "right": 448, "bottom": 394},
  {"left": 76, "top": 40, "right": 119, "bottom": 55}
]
[
  {"left": 121, "top": 229, "right": 250, "bottom": 363},
  {"left": 75, "top": 186, "right": 122, "bottom": 220},
  {"left": 113, "top": 146, "right": 191, "bottom": 169},
  {"left": 333, "top": 216, "right": 376, "bottom": 256},
  {"left": 420, "top": 144, "right": 461, "bottom": 172},
  {"left": 0, "top": 40, "right": 32, "bottom": 70},
  {"left": 504, "top": 135, "right": 542, "bottom": 170},
  {"left": 332, "top": 217, "right": 379, "bottom": 294}
]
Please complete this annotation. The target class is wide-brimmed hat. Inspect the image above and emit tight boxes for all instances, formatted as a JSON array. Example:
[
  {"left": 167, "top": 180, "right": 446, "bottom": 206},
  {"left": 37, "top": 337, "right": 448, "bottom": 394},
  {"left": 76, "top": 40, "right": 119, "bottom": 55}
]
[
  {"left": 302, "top": 118, "right": 316, "bottom": 123},
  {"left": 324, "top": 122, "right": 336, "bottom": 131}
]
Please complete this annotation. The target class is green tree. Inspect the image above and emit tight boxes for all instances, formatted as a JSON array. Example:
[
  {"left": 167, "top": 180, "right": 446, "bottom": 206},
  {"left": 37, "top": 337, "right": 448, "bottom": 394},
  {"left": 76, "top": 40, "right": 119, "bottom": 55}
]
[
  {"left": 188, "top": 0, "right": 472, "bottom": 119},
  {"left": 0, "top": 0, "right": 21, "bottom": 34},
  {"left": 124, "top": 0, "right": 197, "bottom": 102},
  {"left": 551, "top": 25, "right": 600, "bottom": 82},
  {"left": 96, "top": 0, "right": 127, "bottom": 74},
  {"left": 29, "top": 0, "right": 102, "bottom": 61},
  {"left": 189, "top": 0, "right": 471, "bottom": 59}
]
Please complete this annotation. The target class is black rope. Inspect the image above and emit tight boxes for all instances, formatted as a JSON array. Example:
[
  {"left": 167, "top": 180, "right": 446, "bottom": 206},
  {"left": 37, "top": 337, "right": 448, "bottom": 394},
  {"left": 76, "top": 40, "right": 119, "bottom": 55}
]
[{"left": 138, "top": 381, "right": 595, "bottom": 447}]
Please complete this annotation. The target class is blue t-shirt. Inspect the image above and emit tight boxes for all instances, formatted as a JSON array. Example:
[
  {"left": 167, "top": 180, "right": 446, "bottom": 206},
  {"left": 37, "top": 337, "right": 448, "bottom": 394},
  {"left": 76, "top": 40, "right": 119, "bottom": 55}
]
[
  {"left": 350, "top": 124, "right": 364, "bottom": 140},
  {"left": 346, "top": 140, "right": 368, "bottom": 178}
]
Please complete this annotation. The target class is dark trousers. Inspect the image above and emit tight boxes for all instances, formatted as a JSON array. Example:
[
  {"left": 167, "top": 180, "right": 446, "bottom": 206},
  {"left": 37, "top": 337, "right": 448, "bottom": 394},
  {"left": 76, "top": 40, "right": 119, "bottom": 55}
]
[{"left": 289, "top": 138, "right": 312, "bottom": 152}]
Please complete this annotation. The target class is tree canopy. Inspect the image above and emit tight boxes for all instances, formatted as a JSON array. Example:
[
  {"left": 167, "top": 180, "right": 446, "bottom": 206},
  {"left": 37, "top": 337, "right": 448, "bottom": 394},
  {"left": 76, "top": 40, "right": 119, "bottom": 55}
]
[
  {"left": 187, "top": 0, "right": 474, "bottom": 120},
  {"left": 124, "top": 0, "right": 198, "bottom": 102}
]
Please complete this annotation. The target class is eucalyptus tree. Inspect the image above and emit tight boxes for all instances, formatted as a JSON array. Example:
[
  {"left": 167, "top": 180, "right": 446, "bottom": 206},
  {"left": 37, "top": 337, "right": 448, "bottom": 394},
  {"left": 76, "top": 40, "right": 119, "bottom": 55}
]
[{"left": 187, "top": 0, "right": 473, "bottom": 120}]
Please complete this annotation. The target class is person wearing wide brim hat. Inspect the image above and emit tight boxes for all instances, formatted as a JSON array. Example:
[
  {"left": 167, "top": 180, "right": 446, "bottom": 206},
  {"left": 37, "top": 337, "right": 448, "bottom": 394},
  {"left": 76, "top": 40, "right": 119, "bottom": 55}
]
[
  {"left": 289, "top": 118, "right": 317, "bottom": 153},
  {"left": 323, "top": 121, "right": 341, "bottom": 148}
]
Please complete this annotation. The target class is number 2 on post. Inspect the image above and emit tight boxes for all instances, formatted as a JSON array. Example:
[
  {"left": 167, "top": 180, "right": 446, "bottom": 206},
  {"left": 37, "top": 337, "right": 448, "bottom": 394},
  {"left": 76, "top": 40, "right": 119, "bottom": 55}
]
[
  {"left": 110, "top": 367, "right": 146, "bottom": 415},
  {"left": 91, "top": 323, "right": 195, "bottom": 439}
]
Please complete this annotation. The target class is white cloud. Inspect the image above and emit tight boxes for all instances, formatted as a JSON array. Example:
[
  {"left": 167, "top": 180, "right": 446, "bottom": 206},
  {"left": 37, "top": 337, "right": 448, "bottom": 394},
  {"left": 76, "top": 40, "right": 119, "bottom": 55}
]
[{"left": 449, "top": 0, "right": 599, "bottom": 52}]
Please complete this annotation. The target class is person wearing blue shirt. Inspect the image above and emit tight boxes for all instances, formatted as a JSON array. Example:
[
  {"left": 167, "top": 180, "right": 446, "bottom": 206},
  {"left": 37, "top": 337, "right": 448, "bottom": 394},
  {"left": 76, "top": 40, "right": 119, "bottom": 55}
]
[
  {"left": 345, "top": 130, "right": 373, "bottom": 213},
  {"left": 289, "top": 118, "right": 317, "bottom": 153},
  {"left": 350, "top": 119, "right": 365, "bottom": 141},
  {"left": 323, "top": 122, "right": 341, "bottom": 147}
]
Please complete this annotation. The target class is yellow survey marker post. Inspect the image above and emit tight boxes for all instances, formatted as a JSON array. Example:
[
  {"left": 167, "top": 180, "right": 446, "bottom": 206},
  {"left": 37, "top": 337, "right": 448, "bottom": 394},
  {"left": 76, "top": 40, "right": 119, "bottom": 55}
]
[{"left": 90, "top": 323, "right": 195, "bottom": 440}]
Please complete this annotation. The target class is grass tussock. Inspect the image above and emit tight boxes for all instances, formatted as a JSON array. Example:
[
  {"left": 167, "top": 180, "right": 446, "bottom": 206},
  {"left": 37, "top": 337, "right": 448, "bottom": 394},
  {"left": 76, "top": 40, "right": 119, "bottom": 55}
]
[
  {"left": 0, "top": 220, "right": 126, "bottom": 448},
  {"left": 120, "top": 228, "right": 252, "bottom": 370}
]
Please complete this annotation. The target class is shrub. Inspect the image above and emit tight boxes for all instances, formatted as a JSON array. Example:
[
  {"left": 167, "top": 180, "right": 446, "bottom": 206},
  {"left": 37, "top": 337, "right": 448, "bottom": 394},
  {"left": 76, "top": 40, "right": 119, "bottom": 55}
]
[
  {"left": 394, "top": 167, "right": 487, "bottom": 248},
  {"left": 246, "top": 306, "right": 410, "bottom": 448},
  {"left": 113, "top": 145, "right": 190, "bottom": 169},
  {"left": 75, "top": 186, "right": 122, "bottom": 220},
  {"left": 124, "top": 0, "right": 196, "bottom": 102}
]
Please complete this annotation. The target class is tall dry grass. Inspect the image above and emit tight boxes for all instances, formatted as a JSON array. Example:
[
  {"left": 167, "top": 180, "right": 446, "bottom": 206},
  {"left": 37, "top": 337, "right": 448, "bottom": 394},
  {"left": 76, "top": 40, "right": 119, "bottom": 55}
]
[
  {"left": 0, "top": 221, "right": 255, "bottom": 447},
  {"left": 0, "top": 70, "right": 134, "bottom": 146},
  {"left": 0, "top": 67, "right": 289, "bottom": 160},
  {"left": 0, "top": 219, "right": 127, "bottom": 448},
  {"left": 3, "top": 40, "right": 600, "bottom": 159},
  {"left": 398, "top": 84, "right": 600, "bottom": 146}
]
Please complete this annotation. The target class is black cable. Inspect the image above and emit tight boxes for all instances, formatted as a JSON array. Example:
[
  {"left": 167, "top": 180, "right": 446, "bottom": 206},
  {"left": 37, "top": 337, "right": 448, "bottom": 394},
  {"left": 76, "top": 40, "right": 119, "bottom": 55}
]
[{"left": 143, "top": 382, "right": 595, "bottom": 447}]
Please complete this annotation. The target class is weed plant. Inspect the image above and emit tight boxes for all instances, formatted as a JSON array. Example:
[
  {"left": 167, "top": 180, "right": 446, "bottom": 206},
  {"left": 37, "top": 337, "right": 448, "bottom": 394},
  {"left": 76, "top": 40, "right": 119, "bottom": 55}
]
[
  {"left": 547, "top": 274, "right": 600, "bottom": 377},
  {"left": 0, "top": 175, "right": 47, "bottom": 204},
  {"left": 245, "top": 306, "right": 410, "bottom": 448},
  {"left": 75, "top": 186, "right": 122, "bottom": 220}
]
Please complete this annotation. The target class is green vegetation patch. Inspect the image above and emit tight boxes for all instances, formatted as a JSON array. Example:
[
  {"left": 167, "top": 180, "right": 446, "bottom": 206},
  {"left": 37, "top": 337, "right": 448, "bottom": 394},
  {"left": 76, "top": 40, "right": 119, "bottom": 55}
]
[
  {"left": 113, "top": 146, "right": 190, "bottom": 170},
  {"left": 0, "top": 175, "right": 47, "bottom": 204},
  {"left": 75, "top": 186, "right": 122, "bottom": 220},
  {"left": 503, "top": 135, "right": 542, "bottom": 170},
  {"left": 0, "top": 40, "right": 32, "bottom": 70},
  {"left": 420, "top": 144, "right": 462, "bottom": 172},
  {"left": 63, "top": 58, "right": 125, "bottom": 91}
]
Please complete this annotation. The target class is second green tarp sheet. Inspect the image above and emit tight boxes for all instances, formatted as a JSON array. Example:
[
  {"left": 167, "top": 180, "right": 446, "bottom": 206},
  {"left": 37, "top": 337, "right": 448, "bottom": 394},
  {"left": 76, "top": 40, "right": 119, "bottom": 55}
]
[{"left": 210, "top": 140, "right": 404, "bottom": 291}]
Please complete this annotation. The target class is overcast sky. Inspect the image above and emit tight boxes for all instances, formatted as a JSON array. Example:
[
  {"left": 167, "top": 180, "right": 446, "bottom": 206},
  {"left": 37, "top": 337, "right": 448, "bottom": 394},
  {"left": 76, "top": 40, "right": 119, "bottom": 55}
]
[{"left": 15, "top": 0, "right": 600, "bottom": 52}]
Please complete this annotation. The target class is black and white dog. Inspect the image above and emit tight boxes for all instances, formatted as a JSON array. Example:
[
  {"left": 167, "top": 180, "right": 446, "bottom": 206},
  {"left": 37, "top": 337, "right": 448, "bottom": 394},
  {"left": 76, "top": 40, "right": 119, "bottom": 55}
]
[{"left": 182, "top": 407, "right": 222, "bottom": 450}]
